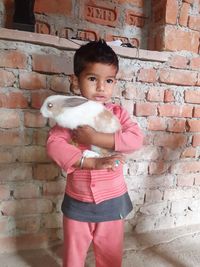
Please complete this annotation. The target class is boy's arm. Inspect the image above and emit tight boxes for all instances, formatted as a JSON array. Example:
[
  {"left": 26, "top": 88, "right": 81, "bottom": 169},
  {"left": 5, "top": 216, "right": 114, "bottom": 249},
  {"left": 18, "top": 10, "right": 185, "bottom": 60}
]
[
  {"left": 72, "top": 106, "right": 143, "bottom": 153},
  {"left": 47, "top": 125, "right": 124, "bottom": 172},
  {"left": 73, "top": 126, "right": 115, "bottom": 150},
  {"left": 47, "top": 125, "right": 82, "bottom": 174}
]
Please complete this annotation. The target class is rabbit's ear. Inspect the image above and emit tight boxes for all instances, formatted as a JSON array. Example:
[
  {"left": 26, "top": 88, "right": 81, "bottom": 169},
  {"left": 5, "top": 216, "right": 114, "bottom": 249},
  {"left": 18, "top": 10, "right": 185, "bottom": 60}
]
[{"left": 63, "top": 97, "right": 88, "bottom": 107}]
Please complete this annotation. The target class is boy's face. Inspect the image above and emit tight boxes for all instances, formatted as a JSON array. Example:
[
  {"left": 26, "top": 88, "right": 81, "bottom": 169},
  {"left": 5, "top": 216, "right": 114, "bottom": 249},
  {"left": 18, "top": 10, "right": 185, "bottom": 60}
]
[{"left": 76, "top": 62, "right": 117, "bottom": 103}]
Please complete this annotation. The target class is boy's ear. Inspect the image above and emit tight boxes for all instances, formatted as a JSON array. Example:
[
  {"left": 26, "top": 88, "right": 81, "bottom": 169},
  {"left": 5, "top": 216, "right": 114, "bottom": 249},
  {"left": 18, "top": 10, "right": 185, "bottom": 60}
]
[{"left": 69, "top": 75, "right": 81, "bottom": 95}]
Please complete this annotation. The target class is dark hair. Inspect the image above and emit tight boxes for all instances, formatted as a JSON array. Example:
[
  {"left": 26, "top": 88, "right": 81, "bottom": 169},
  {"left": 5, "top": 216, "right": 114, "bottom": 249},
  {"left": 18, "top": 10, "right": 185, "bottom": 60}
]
[{"left": 73, "top": 39, "right": 119, "bottom": 76}]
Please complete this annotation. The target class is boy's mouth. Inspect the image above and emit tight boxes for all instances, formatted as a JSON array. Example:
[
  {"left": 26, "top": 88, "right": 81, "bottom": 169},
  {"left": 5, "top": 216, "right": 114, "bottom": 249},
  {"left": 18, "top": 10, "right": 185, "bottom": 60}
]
[{"left": 94, "top": 95, "right": 107, "bottom": 102}]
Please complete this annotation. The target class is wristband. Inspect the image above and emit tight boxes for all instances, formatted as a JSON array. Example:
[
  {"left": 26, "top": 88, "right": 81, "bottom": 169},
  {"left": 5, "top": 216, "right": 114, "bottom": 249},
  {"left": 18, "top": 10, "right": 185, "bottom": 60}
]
[{"left": 80, "top": 156, "right": 85, "bottom": 169}]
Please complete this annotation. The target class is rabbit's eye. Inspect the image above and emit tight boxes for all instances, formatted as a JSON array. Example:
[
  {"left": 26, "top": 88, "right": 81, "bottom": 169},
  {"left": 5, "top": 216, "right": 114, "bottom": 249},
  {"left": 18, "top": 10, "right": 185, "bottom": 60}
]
[{"left": 48, "top": 103, "right": 53, "bottom": 108}]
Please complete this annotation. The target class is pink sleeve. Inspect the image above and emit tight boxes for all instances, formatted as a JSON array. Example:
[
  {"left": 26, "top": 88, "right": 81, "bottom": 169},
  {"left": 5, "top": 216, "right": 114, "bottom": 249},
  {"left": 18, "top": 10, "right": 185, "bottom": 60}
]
[
  {"left": 46, "top": 125, "right": 82, "bottom": 174},
  {"left": 114, "top": 106, "right": 143, "bottom": 153}
]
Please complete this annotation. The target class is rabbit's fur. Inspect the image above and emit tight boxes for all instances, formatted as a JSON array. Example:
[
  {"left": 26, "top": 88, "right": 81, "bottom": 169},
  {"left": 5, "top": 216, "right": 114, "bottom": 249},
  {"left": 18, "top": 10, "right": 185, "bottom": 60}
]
[{"left": 40, "top": 95, "right": 121, "bottom": 157}]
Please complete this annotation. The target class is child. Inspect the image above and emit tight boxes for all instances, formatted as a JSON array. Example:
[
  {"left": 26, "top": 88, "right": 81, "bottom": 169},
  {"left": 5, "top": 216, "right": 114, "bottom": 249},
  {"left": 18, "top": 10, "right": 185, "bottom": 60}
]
[{"left": 47, "top": 40, "right": 143, "bottom": 267}]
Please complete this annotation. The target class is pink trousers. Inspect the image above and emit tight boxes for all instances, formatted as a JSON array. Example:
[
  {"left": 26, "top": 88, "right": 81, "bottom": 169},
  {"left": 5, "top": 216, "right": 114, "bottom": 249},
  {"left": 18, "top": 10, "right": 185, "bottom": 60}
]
[{"left": 63, "top": 216, "right": 124, "bottom": 267}]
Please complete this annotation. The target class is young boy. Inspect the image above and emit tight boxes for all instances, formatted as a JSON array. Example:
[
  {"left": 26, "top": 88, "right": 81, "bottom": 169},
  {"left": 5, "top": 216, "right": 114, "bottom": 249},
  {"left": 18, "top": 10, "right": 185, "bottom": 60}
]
[{"left": 47, "top": 40, "right": 143, "bottom": 267}]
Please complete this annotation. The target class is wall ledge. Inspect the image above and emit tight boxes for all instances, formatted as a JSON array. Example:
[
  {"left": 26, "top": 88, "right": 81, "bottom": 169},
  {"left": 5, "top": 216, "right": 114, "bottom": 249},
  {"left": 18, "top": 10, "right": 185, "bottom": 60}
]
[{"left": 0, "top": 28, "right": 173, "bottom": 62}]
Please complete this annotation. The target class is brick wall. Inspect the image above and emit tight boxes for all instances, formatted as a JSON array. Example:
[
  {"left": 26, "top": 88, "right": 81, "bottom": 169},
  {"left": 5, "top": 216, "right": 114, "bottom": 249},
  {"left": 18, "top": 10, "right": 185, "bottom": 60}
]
[
  {"left": 0, "top": 28, "right": 200, "bottom": 253},
  {"left": 1, "top": 0, "right": 200, "bottom": 52},
  {"left": 149, "top": 0, "right": 200, "bottom": 53}
]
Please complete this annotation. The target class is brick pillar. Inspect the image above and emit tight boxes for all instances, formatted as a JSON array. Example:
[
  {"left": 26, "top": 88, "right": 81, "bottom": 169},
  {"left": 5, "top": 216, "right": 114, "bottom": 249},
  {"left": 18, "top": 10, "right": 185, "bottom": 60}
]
[{"left": 148, "top": 0, "right": 200, "bottom": 53}]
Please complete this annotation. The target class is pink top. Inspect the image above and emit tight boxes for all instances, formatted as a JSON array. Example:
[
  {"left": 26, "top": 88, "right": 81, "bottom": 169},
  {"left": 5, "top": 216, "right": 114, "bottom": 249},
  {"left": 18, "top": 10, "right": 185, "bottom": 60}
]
[{"left": 47, "top": 103, "right": 143, "bottom": 204}]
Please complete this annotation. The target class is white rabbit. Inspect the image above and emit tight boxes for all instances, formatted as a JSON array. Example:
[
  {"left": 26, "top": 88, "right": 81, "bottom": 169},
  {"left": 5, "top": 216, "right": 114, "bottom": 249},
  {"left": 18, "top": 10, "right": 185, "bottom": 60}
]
[{"left": 40, "top": 95, "right": 121, "bottom": 157}]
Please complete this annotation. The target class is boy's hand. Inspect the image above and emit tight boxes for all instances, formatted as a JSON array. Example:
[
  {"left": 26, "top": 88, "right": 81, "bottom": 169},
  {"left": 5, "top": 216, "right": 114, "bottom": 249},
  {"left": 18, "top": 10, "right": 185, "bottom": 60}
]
[
  {"left": 93, "top": 154, "right": 125, "bottom": 171},
  {"left": 72, "top": 125, "right": 96, "bottom": 145}
]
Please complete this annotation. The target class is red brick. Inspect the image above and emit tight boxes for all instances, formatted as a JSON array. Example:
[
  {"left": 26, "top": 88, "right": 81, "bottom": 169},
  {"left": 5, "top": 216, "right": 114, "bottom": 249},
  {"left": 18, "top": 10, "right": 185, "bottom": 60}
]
[
  {"left": 145, "top": 189, "right": 163, "bottom": 203},
  {"left": 185, "top": 90, "right": 200, "bottom": 104},
  {"left": 33, "top": 164, "right": 60, "bottom": 180},
  {"left": 165, "top": 0, "right": 179, "bottom": 24},
  {"left": 192, "top": 135, "right": 200, "bottom": 147},
  {"left": 167, "top": 119, "right": 186, "bottom": 132},
  {"left": 15, "top": 216, "right": 40, "bottom": 233},
  {"left": 149, "top": 161, "right": 170, "bottom": 175},
  {"left": 17, "top": 146, "right": 49, "bottom": 163},
  {"left": 171, "top": 161, "right": 200, "bottom": 174},
  {"left": 32, "top": 129, "right": 48, "bottom": 145},
  {"left": 159, "top": 69, "right": 197, "bottom": 86},
  {"left": 188, "top": 16, "right": 200, "bottom": 31},
  {"left": 177, "top": 175, "right": 194, "bottom": 186},
  {"left": 147, "top": 88, "right": 164, "bottom": 102},
  {"left": 0, "top": 148, "right": 19, "bottom": 164},
  {"left": 135, "top": 103, "right": 157, "bottom": 116},
  {"left": 77, "top": 29, "right": 99, "bottom": 41},
  {"left": 181, "top": 147, "right": 196, "bottom": 158},
  {"left": 59, "top": 27, "right": 73, "bottom": 39},
  {"left": 194, "top": 107, "right": 200, "bottom": 118},
  {"left": 34, "top": 0, "right": 72, "bottom": 16},
  {"left": 118, "top": 0, "right": 144, "bottom": 7},
  {"left": 190, "top": 57, "right": 200, "bottom": 71},
  {"left": 19, "top": 72, "right": 47, "bottom": 90},
  {"left": 169, "top": 55, "right": 188, "bottom": 69},
  {"left": 42, "top": 213, "right": 62, "bottom": 229},
  {"left": 84, "top": 3, "right": 118, "bottom": 27},
  {"left": 13, "top": 184, "right": 40, "bottom": 199},
  {"left": 158, "top": 104, "right": 193, "bottom": 117},
  {"left": 0, "top": 110, "right": 20, "bottom": 128},
  {"left": 0, "top": 92, "right": 28, "bottom": 108},
  {"left": 154, "top": 133, "right": 187, "bottom": 148},
  {"left": 164, "top": 26, "right": 199, "bottom": 53},
  {"left": 147, "top": 117, "right": 167, "bottom": 131},
  {"left": 50, "top": 76, "right": 71, "bottom": 93},
  {"left": 32, "top": 54, "right": 73, "bottom": 74},
  {"left": 0, "top": 185, "right": 10, "bottom": 200},
  {"left": 24, "top": 111, "right": 46, "bottom": 128},
  {"left": 126, "top": 10, "right": 145, "bottom": 28},
  {"left": 164, "top": 89, "right": 175, "bottom": 102},
  {"left": 31, "top": 91, "right": 52, "bottom": 109},
  {"left": 154, "top": 30, "right": 165, "bottom": 51},
  {"left": 183, "top": 0, "right": 194, "bottom": 3},
  {"left": 0, "top": 233, "right": 50, "bottom": 253},
  {"left": 122, "top": 84, "right": 145, "bottom": 100},
  {"left": 0, "top": 218, "right": 9, "bottom": 235},
  {"left": 152, "top": 2, "right": 165, "bottom": 24},
  {"left": 137, "top": 68, "right": 157, "bottom": 83},
  {"left": 22, "top": 130, "right": 32, "bottom": 146},
  {"left": 35, "top": 21, "right": 51, "bottom": 35},
  {"left": 0, "top": 199, "right": 53, "bottom": 216},
  {"left": 0, "top": 164, "right": 32, "bottom": 181},
  {"left": 0, "top": 130, "right": 23, "bottom": 146},
  {"left": 0, "top": 51, "right": 27, "bottom": 69},
  {"left": 0, "top": 70, "right": 15, "bottom": 87},
  {"left": 179, "top": 2, "right": 190, "bottom": 26},
  {"left": 116, "top": 68, "right": 135, "bottom": 81},
  {"left": 187, "top": 120, "right": 200, "bottom": 132},
  {"left": 43, "top": 180, "right": 65, "bottom": 196}
]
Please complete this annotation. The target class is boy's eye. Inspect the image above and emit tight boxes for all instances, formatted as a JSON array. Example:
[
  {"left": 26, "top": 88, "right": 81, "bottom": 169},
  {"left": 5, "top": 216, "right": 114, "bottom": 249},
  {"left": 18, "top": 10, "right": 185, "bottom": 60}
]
[
  {"left": 106, "top": 79, "right": 114, "bottom": 84},
  {"left": 88, "top": 77, "right": 96, "bottom": 81}
]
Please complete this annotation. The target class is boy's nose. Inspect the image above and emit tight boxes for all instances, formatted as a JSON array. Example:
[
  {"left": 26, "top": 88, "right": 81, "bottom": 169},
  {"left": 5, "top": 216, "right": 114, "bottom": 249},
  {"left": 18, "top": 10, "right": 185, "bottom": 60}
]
[{"left": 96, "top": 81, "right": 104, "bottom": 91}]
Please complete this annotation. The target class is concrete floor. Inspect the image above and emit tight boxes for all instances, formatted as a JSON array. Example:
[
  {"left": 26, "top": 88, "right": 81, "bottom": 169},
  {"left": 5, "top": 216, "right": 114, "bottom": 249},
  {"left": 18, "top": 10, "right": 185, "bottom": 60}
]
[{"left": 1, "top": 224, "right": 200, "bottom": 267}]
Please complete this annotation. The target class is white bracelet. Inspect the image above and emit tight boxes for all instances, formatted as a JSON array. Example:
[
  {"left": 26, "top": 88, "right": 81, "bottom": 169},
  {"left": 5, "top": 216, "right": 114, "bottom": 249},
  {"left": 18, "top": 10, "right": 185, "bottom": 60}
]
[{"left": 80, "top": 156, "right": 85, "bottom": 169}]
